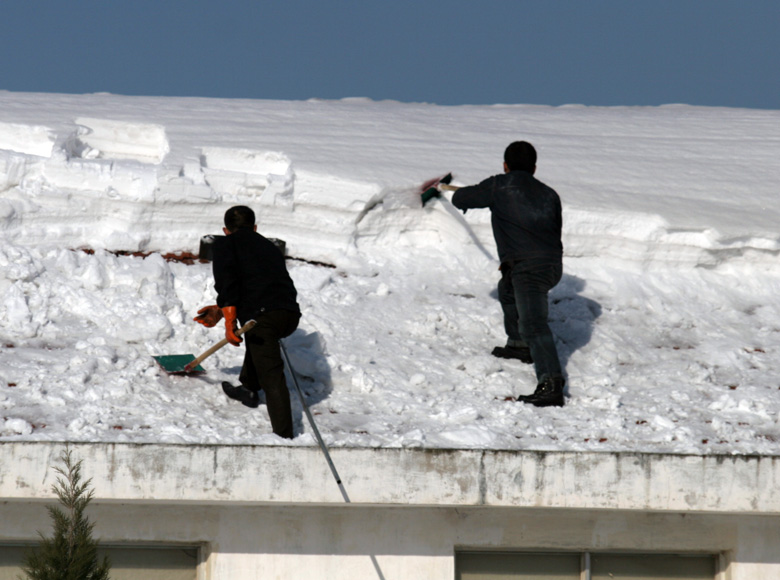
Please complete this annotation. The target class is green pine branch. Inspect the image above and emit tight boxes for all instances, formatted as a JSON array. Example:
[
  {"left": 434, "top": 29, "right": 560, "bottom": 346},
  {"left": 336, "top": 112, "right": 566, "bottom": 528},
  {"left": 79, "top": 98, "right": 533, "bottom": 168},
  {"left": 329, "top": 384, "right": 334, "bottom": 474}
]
[{"left": 21, "top": 449, "right": 111, "bottom": 580}]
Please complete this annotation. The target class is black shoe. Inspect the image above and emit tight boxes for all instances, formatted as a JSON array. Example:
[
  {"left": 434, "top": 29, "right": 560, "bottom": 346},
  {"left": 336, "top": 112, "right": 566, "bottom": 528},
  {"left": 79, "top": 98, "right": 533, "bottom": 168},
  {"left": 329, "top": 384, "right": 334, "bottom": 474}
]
[
  {"left": 491, "top": 345, "right": 533, "bottom": 364},
  {"left": 222, "top": 382, "right": 260, "bottom": 408},
  {"left": 517, "top": 376, "right": 565, "bottom": 407}
]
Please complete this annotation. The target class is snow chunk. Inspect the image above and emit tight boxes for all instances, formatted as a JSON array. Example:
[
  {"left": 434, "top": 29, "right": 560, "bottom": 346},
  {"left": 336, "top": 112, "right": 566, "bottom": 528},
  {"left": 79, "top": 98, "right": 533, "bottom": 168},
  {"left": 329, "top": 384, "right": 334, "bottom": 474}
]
[
  {"left": 74, "top": 117, "right": 170, "bottom": 164},
  {"left": 200, "top": 147, "right": 294, "bottom": 204},
  {"left": 432, "top": 425, "right": 497, "bottom": 448},
  {"left": 0, "top": 122, "right": 54, "bottom": 157},
  {"left": 1, "top": 417, "right": 33, "bottom": 436},
  {"left": 0, "top": 283, "right": 37, "bottom": 338},
  {"left": 0, "top": 244, "right": 44, "bottom": 282}
]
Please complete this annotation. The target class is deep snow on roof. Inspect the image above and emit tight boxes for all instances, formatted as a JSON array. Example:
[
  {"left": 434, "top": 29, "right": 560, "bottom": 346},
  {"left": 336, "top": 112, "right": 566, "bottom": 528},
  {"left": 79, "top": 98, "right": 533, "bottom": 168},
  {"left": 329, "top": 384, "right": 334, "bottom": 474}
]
[{"left": 1, "top": 91, "right": 779, "bottom": 455}]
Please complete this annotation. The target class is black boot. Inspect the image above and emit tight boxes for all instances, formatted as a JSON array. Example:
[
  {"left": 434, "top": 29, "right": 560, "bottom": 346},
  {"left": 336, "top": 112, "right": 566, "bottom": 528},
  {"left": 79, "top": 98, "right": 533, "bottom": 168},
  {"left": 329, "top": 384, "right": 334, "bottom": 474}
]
[
  {"left": 222, "top": 382, "right": 260, "bottom": 408},
  {"left": 517, "top": 376, "right": 565, "bottom": 407},
  {"left": 491, "top": 345, "right": 533, "bottom": 364}
]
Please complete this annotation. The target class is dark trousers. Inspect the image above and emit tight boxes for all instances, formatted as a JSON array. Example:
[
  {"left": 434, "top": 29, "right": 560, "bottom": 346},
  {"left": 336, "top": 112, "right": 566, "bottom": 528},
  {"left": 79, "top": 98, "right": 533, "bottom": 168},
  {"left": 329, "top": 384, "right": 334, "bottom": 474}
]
[
  {"left": 239, "top": 309, "right": 300, "bottom": 439},
  {"left": 498, "top": 261, "right": 563, "bottom": 383}
]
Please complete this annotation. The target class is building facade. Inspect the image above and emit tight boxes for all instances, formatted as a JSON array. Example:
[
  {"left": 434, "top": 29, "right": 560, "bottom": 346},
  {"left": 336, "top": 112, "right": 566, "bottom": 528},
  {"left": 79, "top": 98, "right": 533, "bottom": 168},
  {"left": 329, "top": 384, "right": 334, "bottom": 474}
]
[{"left": 1, "top": 442, "right": 779, "bottom": 579}]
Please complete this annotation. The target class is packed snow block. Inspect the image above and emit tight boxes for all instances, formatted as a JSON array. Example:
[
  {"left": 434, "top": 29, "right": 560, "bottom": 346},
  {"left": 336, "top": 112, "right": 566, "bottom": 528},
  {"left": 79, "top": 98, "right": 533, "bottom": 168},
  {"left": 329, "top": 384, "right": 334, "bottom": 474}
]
[
  {"left": 0, "top": 122, "right": 55, "bottom": 157},
  {"left": 200, "top": 147, "right": 294, "bottom": 205},
  {"left": 154, "top": 166, "right": 216, "bottom": 203},
  {"left": 42, "top": 156, "right": 158, "bottom": 201},
  {"left": 73, "top": 117, "right": 170, "bottom": 164},
  {"left": 0, "top": 154, "right": 45, "bottom": 194}
]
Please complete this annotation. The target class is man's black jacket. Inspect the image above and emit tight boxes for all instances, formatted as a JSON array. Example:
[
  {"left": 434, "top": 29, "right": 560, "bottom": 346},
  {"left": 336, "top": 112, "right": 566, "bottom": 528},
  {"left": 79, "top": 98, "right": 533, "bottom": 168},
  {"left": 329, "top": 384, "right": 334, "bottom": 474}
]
[
  {"left": 452, "top": 170, "right": 563, "bottom": 267},
  {"left": 212, "top": 228, "right": 300, "bottom": 324}
]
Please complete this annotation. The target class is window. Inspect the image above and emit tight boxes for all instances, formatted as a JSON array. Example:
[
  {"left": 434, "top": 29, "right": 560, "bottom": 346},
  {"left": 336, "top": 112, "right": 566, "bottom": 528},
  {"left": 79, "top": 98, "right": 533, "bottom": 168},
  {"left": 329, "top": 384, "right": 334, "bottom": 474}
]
[
  {"left": 456, "top": 551, "right": 717, "bottom": 580},
  {"left": 0, "top": 544, "right": 198, "bottom": 580}
]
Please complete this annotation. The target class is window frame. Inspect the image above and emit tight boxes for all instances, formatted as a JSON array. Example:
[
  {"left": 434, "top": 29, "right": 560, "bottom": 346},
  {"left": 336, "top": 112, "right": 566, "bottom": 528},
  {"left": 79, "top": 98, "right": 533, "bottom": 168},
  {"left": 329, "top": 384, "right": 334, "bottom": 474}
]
[
  {"left": 0, "top": 541, "right": 204, "bottom": 580},
  {"left": 455, "top": 548, "right": 724, "bottom": 580}
]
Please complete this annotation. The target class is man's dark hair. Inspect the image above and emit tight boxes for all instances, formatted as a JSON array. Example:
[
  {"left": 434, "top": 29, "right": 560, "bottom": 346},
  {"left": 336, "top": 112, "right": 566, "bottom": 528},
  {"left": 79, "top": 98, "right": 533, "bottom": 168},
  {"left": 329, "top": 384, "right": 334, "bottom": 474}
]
[
  {"left": 224, "top": 205, "right": 256, "bottom": 232},
  {"left": 504, "top": 141, "right": 537, "bottom": 172}
]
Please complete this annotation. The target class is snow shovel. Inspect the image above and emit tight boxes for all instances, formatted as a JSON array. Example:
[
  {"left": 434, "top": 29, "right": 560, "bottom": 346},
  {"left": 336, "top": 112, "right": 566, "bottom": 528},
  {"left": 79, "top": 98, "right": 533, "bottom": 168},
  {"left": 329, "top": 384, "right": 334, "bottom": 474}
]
[
  {"left": 154, "top": 319, "right": 257, "bottom": 375},
  {"left": 420, "top": 172, "right": 452, "bottom": 206}
]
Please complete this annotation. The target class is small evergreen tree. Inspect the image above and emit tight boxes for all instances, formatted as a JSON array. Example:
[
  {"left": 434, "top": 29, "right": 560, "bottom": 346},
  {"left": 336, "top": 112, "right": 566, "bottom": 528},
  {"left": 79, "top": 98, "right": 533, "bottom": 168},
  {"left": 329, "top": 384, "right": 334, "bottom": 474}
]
[{"left": 21, "top": 449, "right": 111, "bottom": 580}]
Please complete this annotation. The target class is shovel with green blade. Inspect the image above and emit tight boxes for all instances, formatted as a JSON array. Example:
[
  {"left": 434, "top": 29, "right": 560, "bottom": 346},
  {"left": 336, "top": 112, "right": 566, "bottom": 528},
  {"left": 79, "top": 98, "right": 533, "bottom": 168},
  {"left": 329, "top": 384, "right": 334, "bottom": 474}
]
[
  {"left": 420, "top": 172, "right": 453, "bottom": 206},
  {"left": 153, "top": 319, "right": 257, "bottom": 375}
]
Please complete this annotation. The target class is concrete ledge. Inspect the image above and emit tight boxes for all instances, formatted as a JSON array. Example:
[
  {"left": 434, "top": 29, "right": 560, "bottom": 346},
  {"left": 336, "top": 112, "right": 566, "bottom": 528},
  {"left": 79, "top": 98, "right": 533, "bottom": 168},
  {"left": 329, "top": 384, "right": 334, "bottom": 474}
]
[
  {"left": 484, "top": 450, "right": 780, "bottom": 513},
  {"left": 1, "top": 442, "right": 778, "bottom": 514}
]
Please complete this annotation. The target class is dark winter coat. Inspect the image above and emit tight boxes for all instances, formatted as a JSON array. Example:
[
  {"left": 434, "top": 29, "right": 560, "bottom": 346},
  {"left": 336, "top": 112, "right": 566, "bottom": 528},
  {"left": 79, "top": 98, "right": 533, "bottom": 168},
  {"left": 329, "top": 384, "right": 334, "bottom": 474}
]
[
  {"left": 451, "top": 170, "right": 563, "bottom": 267},
  {"left": 212, "top": 228, "right": 300, "bottom": 324}
]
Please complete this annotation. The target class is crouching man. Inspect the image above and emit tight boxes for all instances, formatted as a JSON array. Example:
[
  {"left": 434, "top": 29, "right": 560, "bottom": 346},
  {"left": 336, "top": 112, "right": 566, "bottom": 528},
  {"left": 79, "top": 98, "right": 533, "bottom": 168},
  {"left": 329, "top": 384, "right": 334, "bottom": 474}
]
[{"left": 195, "top": 205, "right": 301, "bottom": 437}]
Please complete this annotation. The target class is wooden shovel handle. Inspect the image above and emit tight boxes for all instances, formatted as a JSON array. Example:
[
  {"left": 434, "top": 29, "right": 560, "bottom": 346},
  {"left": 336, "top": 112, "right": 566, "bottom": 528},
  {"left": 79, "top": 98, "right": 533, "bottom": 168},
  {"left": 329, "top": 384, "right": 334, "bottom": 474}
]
[
  {"left": 185, "top": 319, "right": 257, "bottom": 371},
  {"left": 439, "top": 183, "right": 460, "bottom": 191}
]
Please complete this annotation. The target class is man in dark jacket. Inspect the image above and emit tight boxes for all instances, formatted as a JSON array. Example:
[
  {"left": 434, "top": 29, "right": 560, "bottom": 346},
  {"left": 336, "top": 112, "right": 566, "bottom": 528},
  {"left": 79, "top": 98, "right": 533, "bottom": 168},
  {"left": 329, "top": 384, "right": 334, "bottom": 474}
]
[
  {"left": 451, "top": 141, "right": 565, "bottom": 407},
  {"left": 194, "top": 205, "right": 301, "bottom": 438}
]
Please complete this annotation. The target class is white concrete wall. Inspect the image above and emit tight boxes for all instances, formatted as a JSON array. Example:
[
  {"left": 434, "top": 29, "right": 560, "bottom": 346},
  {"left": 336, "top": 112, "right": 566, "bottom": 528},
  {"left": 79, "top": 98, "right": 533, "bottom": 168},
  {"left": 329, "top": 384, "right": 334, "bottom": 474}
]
[
  {"left": 2, "top": 442, "right": 780, "bottom": 579},
  {"left": 4, "top": 501, "right": 779, "bottom": 579},
  {"left": 3, "top": 442, "right": 780, "bottom": 512}
]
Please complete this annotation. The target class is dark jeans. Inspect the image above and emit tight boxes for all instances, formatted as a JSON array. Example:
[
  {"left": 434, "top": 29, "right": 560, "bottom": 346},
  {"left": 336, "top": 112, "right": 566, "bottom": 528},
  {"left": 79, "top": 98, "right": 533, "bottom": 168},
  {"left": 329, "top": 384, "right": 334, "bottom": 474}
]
[
  {"left": 239, "top": 309, "right": 300, "bottom": 439},
  {"left": 498, "top": 262, "right": 563, "bottom": 383}
]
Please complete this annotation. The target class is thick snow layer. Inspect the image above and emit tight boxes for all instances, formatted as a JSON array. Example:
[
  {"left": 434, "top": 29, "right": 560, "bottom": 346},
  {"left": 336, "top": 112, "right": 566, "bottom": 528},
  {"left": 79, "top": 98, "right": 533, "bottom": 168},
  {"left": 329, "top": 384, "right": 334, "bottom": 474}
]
[{"left": 1, "top": 91, "right": 779, "bottom": 454}]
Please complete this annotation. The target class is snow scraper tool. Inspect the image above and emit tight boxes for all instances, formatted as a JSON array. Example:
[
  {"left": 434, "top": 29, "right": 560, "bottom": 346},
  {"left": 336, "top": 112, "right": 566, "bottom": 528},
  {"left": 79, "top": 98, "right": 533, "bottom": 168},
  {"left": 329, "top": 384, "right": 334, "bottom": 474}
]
[
  {"left": 154, "top": 319, "right": 257, "bottom": 375},
  {"left": 420, "top": 173, "right": 452, "bottom": 206}
]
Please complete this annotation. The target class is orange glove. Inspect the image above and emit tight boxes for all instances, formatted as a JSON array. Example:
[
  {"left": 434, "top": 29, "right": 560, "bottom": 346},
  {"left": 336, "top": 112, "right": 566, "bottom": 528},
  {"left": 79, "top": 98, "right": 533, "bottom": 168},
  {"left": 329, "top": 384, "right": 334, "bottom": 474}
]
[
  {"left": 222, "top": 306, "right": 242, "bottom": 346},
  {"left": 193, "top": 305, "right": 223, "bottom": 328}
]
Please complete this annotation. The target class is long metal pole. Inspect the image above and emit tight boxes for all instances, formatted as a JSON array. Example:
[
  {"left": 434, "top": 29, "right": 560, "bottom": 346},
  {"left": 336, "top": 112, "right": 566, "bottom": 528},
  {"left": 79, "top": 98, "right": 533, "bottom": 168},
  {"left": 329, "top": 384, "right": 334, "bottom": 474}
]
[
  {"left": 280, "top": 340, "right": 349, "bottom": 502},
  {"left": 280, "top": 340, "right": 387, "bottom": 579}
]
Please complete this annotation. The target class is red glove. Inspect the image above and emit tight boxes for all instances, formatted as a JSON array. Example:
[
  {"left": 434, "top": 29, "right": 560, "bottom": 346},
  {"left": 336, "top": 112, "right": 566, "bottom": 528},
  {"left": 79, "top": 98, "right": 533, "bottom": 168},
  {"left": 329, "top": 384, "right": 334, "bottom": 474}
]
[
  {"left": 222, "top": 306, "right": 242, "bottom": 346},
  {"left": 193, "top": 305, "right": 223, "bottom": 328}
]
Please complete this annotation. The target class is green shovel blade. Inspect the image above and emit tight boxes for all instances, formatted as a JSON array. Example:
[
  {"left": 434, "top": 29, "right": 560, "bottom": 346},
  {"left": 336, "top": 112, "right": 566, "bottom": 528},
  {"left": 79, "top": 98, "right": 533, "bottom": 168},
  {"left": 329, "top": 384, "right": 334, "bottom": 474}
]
[{"left": 153, "top": 354, "right": 205, "bottom": 375}]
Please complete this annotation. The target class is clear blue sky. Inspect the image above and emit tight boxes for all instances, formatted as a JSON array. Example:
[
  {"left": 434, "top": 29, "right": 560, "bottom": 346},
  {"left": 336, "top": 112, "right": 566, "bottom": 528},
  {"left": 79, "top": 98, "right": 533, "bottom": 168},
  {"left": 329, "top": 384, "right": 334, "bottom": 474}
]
[{"left": 3, "top": 0, "right": 778, "bottom": 109}]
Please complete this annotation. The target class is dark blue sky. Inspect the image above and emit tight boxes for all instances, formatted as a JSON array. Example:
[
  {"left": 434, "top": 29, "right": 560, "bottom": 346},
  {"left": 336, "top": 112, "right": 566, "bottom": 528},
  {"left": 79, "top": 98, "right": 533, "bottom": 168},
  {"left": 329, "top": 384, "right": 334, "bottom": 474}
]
[{"left": 3, "top": 0, "right": 778, "bottom": 109}]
